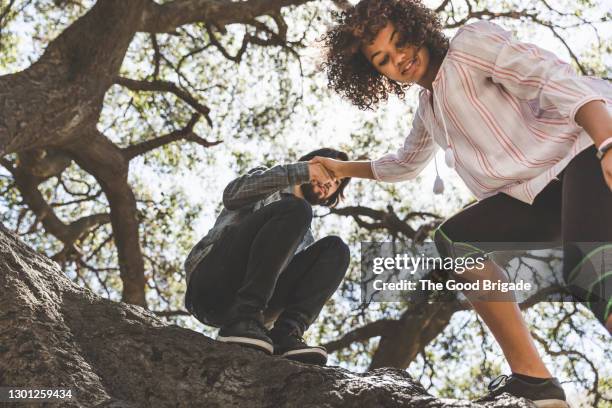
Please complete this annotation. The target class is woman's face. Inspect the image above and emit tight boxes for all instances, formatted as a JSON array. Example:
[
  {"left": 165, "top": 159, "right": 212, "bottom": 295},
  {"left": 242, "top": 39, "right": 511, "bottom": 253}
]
[{"left": 361, "top": 21, "right": 430, "bottom": 85}]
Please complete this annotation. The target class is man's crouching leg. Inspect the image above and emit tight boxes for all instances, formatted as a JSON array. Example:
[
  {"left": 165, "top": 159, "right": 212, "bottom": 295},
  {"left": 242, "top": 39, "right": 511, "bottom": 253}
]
[
  {"left": 216, "top": 196, "right": 313, "bottom": 354},
  {"left": 266, "top": 235, "right": 350, "bottom": 365}
]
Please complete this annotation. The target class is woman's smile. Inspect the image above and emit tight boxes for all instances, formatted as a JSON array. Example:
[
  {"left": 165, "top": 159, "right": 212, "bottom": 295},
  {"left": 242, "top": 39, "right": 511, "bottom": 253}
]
[
  {"left": 400, "top": 56, "right": 417, "bottom": 77},
  {"left": 361, "top": 22, "right": 431, "bottom": 86}
]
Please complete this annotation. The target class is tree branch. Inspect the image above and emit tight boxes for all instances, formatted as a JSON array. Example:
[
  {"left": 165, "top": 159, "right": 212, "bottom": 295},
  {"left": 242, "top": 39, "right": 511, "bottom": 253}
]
[
  {"left": 150, "top": 34, "right": 161, "bottom": 80},
  {"left": 153, "top": 310, "right": 191, "bottom": 317},
  {"left": 2, "top": 159, "right": 111, "bottom": 245},
  {"left": 323, "top": 319, "right": 398, "bottom": 353},
  {"left": 330, "top": 205, "right": 441, "bottom": 243},
  {"left": 205, "top": 24, "right": 251, "bottom": 63},
  {"left": 115, "top": 76, "right": 213, "bottom": 126},
  {"left": 140, "top": 0, "right": 315, "bottom": 34},
  {"left": 16, "top": 149, "right": 73, "bottom": 179},
  {"left": 122, "top": 114, "right": 221, "bottom": 160},
  {"left": 65, "top": 127, "right": 148, "bottom": 307},
  {"left": 434, "top": 0, "right": 450, "bottom": 13}
]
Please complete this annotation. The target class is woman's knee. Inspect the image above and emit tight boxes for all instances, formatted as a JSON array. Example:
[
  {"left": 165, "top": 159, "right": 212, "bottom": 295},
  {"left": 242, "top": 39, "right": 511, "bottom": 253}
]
[
  {"left": 434, "top": 223, "right": 454, "bottom": 259},
  {"left": 562, "top": 244, "right": 611, "bottom": 322}
]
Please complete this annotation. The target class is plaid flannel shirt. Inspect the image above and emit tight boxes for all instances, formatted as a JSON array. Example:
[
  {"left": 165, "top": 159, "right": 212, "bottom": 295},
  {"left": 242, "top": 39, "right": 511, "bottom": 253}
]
[{"left": 184, "top": 162, "right": 313, "bottom": 286}]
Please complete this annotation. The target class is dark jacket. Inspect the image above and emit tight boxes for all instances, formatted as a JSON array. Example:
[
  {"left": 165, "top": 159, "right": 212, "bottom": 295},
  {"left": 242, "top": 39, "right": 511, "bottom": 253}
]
[{"left": 183, "top": 162, "right": 314, "bottom": 286}]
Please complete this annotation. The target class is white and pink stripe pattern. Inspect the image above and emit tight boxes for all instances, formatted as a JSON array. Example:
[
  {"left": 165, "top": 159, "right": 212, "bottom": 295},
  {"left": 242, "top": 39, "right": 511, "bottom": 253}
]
[{"left": 371, "top": 20, "right": 611, "bottom": 204}]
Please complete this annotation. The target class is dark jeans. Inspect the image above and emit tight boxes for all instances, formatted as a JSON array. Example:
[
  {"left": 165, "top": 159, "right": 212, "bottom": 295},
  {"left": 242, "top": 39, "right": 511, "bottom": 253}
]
[
  {"left": 186, "top": 195, "right": 350, "bottom": 332},
  {"left": 434, "top": 146, "right": 612, "bottom": 325}
]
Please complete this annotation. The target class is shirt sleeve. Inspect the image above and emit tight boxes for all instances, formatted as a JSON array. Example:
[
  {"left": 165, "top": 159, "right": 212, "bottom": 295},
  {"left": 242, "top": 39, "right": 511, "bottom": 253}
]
[
  {"left": 222, "top": 162, "right": 310, "bottom": 210},
  {"left": 448, "top": 20, "right": 610, "bottom": 127},
  {"left": 371, "top": 105, "right": 435, "bottom": 182}
]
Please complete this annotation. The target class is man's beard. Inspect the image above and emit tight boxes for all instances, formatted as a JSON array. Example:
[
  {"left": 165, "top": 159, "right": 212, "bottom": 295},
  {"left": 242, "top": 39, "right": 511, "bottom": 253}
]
[{"left": 300, "top": 183, "right": 325, "bottom": 205}]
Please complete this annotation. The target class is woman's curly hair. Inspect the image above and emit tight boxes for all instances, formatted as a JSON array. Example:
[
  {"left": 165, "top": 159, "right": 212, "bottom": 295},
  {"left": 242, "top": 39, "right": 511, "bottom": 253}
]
[{"left": 322, "top": 0, "right": 449, "bottom": 110}]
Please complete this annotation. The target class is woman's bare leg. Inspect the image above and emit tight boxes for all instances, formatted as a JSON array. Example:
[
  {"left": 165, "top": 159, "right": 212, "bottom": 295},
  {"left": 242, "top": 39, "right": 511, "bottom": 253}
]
[{"left": 462, "top": 260, "right": 552, "bottom": 378}]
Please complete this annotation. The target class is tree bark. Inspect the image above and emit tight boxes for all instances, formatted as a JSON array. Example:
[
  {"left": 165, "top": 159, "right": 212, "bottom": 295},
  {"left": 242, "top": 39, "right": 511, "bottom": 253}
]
[
  {"left": 0, "top": 0, "right": 147, "bottom": 155},
  {"left": 65, "top": 128, "right": 147, "bottom": 307},
  {"left": 0, "top": 0, "right": 319, "bottom": 156},
  {"left": 369, "top": 302, "right": 457, "bottom": 370},
  {"left": 0, "top": 224, "right": 536, "bottom": 407}
]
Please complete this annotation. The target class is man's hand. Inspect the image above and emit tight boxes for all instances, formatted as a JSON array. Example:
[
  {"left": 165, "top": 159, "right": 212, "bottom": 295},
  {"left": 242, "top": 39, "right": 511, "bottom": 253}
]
[
  {"left": 602, "top": 151, "right": 612, "bottom": 191},
  {"left": 308, "top": 162, "right": 336, "bottom": 187}
]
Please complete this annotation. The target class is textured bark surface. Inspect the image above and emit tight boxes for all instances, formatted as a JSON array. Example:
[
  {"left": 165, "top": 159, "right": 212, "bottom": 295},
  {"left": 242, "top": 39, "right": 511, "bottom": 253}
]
[
  {"left": 0, "top": 225, "right": 536, "bottom": 407},
  {"left": 0, "top": 0, "right": 147, "bottom": 156}
]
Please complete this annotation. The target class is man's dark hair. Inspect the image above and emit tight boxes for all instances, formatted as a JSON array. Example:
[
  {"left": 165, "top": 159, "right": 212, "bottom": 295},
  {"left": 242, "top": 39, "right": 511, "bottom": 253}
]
[{"left": 298, "top": 147, "right": 351, "bottom": 208}]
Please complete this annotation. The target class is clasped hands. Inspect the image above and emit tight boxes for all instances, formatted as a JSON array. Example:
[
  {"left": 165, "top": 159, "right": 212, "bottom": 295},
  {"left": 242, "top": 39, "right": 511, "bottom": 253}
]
[{"left": 307, "top": 156, "right": 346, "bottom": 190}]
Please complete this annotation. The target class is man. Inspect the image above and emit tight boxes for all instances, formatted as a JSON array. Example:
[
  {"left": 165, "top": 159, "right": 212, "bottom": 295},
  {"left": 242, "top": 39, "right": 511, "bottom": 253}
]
[{"left": 184, "top": 148, "right": 351, "bottom": 365}]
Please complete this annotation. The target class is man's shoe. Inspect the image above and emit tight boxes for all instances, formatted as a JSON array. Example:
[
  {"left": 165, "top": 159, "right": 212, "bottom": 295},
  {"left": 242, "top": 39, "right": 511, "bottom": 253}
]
[
  {"left": 474, "top": 374, "right": 568, "bottom": 408},
  {"left": 217, "top": 318, "right": 274, "bottom": 354},
  {"left": 269, "top": 325, "right": 327, "bottom": 365}
]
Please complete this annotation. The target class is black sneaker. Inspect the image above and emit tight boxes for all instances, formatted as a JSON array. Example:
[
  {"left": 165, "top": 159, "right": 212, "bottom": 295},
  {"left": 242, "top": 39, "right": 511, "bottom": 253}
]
[
  {"left": 269, "top": 325, "right": 327, "bottom": 365},
  {"left": 217, "top": 318, "right": 274, "bottom": 354},
  {"left": 474, "top": 374, "right": 568, "bottom": 408}
]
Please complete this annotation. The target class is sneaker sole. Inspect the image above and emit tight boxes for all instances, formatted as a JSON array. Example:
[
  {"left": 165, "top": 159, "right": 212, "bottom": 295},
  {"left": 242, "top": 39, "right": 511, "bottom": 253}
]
[
  {"left": 281, "top": 348, "right": 327, "bottom": 365},
  {"left": 533, "top": 400, "right": 569, "bottom": 408},
  {"left": 217, "top": 335, "right": 274, "bottom": 354}
]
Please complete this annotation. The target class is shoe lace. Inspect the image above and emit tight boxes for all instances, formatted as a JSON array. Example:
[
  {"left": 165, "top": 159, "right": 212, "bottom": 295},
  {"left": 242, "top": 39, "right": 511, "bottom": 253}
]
[
  {"left": 283, "top": 325, "right": 301, "bottom": 338},
  {"left": 247, "top": 317, "right": 268, "bottom": 334},
  {"left": 273, "top": 325, "right": 306, "bottom": 345},
  {"left": 487, "top": 374, "right": 510, "bottom": 391}
]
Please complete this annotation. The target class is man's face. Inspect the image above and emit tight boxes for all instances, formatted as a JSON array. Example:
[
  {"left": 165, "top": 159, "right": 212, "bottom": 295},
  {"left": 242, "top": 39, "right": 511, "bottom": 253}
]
[{"left": 300, "top": 179, "right": 341, "bottom": 205}]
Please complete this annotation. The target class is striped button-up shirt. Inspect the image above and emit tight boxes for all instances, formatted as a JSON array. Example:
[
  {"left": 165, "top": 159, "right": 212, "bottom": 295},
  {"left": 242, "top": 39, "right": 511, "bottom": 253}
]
[{"left": 371, "top": 20, "right": 612, "bottom": 204}]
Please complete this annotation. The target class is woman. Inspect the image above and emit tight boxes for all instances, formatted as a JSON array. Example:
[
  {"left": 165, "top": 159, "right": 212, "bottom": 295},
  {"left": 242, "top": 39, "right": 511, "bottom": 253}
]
[{"left": 314, "top": 0, "right": 612, "bottom": 405}]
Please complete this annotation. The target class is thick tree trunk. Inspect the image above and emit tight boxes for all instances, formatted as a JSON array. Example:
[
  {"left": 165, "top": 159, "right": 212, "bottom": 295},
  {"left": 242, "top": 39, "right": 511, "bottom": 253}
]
[
  {"left": 0, "top": 0, "right": 146, "bottom": 156},
  {"left": 0, "top": 0, "right": 149, "bottom": 306},
  {"left": 0, "top": 225, "right": 535, "bottom": 407},
  {"left": 369, "top": 302, "right": 457, "bottom": 370},
  {"left": 66, "top": 128, "right": 147, "bottom": 307}
]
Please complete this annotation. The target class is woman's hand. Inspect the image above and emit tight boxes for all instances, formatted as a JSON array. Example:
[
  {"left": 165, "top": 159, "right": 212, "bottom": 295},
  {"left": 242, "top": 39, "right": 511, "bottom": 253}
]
[
  {"left": 602, "top": 151, "right": 612, "bottom": 191},
  {"left": 309, "top": 156, "right": 347, "bottom": 179},
  {"left": 307, "top": 162, "right": 336, "bottom": 186}
]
